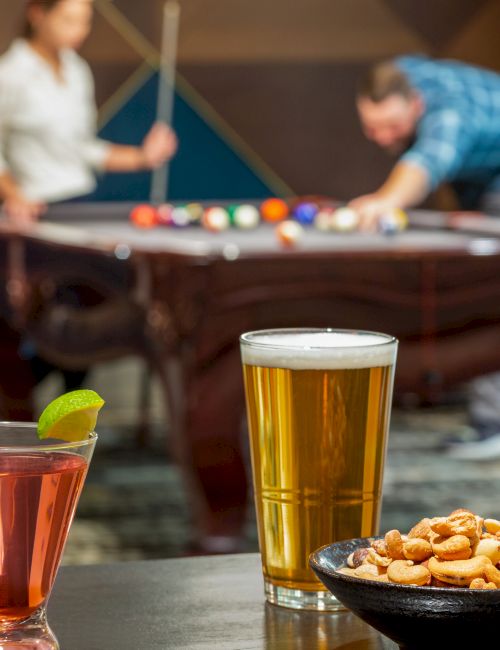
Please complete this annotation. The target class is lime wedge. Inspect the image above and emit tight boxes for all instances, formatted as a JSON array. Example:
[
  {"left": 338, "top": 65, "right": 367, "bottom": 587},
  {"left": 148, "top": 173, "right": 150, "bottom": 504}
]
[{"left": 38, "top": 389, "right": 105, "bottom": 441}]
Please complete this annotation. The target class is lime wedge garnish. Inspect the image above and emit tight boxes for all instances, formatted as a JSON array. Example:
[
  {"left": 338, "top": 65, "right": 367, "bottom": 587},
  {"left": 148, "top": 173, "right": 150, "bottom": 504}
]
[{"left": 37, "top": 390, "right": 105, "bottom": 441}]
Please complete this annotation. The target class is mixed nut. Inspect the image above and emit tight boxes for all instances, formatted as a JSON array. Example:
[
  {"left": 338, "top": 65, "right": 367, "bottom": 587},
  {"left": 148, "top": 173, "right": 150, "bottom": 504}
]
[{"left": 338, "top": 509, "right": 500, "bottom": 589}]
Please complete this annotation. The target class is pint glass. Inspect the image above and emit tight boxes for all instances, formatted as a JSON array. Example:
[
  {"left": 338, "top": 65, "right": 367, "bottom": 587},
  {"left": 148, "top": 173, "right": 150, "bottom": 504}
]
[{"left": 240, "top": 329, "right": 398, "bottom": 610}]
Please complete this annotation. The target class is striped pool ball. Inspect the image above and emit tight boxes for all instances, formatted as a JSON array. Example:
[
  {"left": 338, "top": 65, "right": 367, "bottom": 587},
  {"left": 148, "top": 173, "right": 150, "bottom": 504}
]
[
  {"left": 156, "top": 203, "right": 174, "bottom": 226},
  {"left": 202, "top": 206, "right": 230, "bottom": 232},
  {"left": 331, "top": 207, "right": 360, "bottom": 232},
  {"left": 275, "top": 220, "right": 304, "bottom": 247}
]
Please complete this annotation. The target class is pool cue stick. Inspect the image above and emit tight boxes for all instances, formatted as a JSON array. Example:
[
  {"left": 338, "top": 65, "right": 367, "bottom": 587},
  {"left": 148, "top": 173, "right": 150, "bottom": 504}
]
[
  {"left": 150, "top": 1, "right": 180, "bottom": 205},
  {"left": 140, "top": 2, "right": 180, "bottom": 446}
]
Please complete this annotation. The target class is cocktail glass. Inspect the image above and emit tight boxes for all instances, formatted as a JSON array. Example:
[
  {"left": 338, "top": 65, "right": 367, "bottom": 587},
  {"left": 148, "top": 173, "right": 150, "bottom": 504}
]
[{"left": 0, "top": 422, "right": 96, "bottom": 649}]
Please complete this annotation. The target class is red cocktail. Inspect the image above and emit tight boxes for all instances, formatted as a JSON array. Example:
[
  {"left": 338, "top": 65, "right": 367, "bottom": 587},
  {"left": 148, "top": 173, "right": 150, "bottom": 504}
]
[{"left": 0, "top": 423, "right": 96, "bottom": 649}]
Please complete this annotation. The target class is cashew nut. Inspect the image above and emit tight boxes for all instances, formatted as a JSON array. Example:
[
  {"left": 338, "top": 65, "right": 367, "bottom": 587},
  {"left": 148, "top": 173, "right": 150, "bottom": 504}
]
[
  {"left": 483, "top": 563, "right": 500, "bottom": 587},
  {"left": 432, "top": 534, "right": 471, "bottom": 561},
  {"left": 385, "top": 530, "right": 406, "bottom": 560},
  {"left": 367, "top": 548, "right": 392, "bottom": 567},
  {"left": 472, "top": 538, "right": 500, "bottom": 564},
  {"left": 430, "top": 512, "right": 477, "bottom": 538},
  {"left": 370, "top": 539, "right": 389, "bottom": 557},
  {"left": 485, "top": 518, "right": 500, "bottom": 535},
  {"left": 403, "top": 538, "right": 433, "bottom": 562},
  {"left": 387, "top": 560, "right": 431, "bottom": 586},
  {"left": 469, "top": 578, "right": 497, "bottom": 590},
  {"left": 407, "top": 517, "right": 432, "bottom": 540},
  {"left": 339, "top": 563, "right": 388, "bottom": 581},
  {"left": 428, "top": 555, "right": 492, "bottom": 586},
  {"left": 430, "top": 576, "right": 458, "bottom": 588}
]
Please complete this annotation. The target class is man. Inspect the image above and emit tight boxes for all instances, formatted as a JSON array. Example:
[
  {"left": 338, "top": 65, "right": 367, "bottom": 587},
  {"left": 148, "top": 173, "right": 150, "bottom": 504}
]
[
  {"left": 350, "top": 55, "right": 500, "bottom": 227},
  {"left": 351, "top": 55, "right": 500, "bottom": 460}
]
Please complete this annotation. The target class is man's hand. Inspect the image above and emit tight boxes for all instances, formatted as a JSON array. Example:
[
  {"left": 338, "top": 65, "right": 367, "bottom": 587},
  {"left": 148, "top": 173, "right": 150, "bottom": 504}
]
[
  {"left": 348, "top": 194, "right": 397, "bottom": 231},
  {"left": 141, "top": 122, "right": 178, "bottom": 169},
  {"left": 3, "top": 193, "right": 46, "bottom": 224}
]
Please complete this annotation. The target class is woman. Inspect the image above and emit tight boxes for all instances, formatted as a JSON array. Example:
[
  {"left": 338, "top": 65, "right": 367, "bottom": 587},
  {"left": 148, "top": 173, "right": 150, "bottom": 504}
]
[{"left": 0, "top": 0, "right": 177, "bottom": 221}]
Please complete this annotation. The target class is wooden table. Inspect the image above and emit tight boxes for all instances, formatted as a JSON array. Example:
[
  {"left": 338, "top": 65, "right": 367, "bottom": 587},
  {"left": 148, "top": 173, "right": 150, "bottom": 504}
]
[{"left": 49, "top": 553, "right": 396, "bottom": 649}]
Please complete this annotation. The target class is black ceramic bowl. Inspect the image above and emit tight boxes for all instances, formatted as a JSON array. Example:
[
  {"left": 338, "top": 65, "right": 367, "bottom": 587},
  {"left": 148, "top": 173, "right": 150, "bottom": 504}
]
[{"left": 310, "top": 537, "right": 500, "bottom": 650}]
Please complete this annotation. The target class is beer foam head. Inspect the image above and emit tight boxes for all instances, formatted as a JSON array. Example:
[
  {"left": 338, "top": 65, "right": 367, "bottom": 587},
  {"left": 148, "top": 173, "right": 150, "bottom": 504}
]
[{"left": 240, "top": 330, "right": 397, "bottom": 369}]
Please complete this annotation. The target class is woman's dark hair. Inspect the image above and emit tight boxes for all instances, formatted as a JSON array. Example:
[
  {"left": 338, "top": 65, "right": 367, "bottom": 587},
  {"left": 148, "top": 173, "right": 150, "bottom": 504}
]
[{"left": 22, "top": 0, "right": 61, "bottom": 39}]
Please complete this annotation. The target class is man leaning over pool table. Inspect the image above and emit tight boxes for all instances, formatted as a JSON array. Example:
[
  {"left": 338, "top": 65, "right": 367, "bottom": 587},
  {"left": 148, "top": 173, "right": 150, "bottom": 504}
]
[
  {"left": 350, "top": 55, "right": 500, "bottom": 228},
  {"left": 350, "top": 55, "right": 500, "bottom": 460}
]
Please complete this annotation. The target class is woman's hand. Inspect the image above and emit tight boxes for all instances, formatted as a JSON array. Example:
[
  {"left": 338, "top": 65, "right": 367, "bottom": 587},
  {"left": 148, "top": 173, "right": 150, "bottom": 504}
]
[
  {"left": 141, "top": 122, "right": 178, "bottom": 169},
  {"left": 3, "top": 193, "right": 46, "bottom": 223}
]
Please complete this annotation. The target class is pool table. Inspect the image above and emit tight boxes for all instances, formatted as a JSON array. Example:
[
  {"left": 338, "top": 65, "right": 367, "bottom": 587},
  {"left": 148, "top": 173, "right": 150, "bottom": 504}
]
[{"left": 2, "top": 202, "right": 500, "bottom": 553}]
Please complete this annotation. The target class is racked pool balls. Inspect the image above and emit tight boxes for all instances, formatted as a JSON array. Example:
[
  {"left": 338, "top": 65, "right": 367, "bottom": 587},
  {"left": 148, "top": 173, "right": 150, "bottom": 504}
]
[
  {"left": 230, "top": 204, "right": 260, "bottom": 229},
  {"left": 261, "top": 198, "right": 289, "bottom": 222},
  {"left": 293, "top": 201, "right": 318, "bottom": 225},
  {"left": 130, "top": 204, "right": 158, "bottom": 229},
  {"left": 275, "top": 220, "right": 304, "bottom": 247},
  {"left": 331, "top": 207, "right": 360, "bottom": 232},
  {"left": 202, "top": 206, "right": 230, "bottom": 232}
]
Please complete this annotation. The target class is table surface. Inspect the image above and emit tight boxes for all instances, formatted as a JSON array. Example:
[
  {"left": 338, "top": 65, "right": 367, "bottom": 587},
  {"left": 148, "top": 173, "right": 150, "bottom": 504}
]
[
  {"left": 7, "top": 202, "right": 500, "bottom": 258},
  {"left": 49, "top": 554, "right": 396, "bottom": 650}
]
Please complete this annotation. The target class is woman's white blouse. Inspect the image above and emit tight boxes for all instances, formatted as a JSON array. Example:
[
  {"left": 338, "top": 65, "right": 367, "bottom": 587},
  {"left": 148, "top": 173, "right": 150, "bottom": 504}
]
[{"left": 0, "top": 39, "right": 110, "bottom": 202}]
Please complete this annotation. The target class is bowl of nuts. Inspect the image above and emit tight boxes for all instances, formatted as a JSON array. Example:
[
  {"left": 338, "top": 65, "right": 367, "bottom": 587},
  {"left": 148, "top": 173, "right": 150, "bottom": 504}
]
[{"left": 309, "top": 509, "right": 500, "bottom": 649}]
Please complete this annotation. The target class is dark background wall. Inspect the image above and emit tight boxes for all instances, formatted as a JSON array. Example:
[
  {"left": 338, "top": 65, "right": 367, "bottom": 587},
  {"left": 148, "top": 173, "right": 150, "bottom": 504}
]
[{"left": 0, "top": 0, "right": 499, "bottom": 201}]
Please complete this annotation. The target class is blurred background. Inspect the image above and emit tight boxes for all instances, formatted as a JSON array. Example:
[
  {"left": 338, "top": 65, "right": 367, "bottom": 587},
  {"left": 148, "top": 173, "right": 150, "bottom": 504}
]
[
  {"left": 1, "top": 0, "right": 499, "bottom": 203},
  {"left": 1, "top": 0, "right": 500, "bottom": 565}
]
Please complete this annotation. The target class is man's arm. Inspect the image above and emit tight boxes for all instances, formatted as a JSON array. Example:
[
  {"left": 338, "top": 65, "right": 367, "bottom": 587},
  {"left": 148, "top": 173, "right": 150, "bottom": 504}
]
[
  {"left": 349, "top": 161, "right": 429, "bottom": 228},
  {"left": 350, "top": 109, "right": 472, "bottom": 229}
]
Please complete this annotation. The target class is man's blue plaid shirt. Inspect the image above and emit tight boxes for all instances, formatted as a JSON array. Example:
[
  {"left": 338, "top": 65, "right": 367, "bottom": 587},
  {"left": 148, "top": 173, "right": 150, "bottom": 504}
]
[{"left": 396, "top": 55, "right": 500, "bottom": 194}]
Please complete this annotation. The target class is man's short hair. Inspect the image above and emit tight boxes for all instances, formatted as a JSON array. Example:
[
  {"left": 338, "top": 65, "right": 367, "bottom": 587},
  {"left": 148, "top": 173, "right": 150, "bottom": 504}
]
[{"left": 358, "top": 61, "right": 414, "bottom": 102}]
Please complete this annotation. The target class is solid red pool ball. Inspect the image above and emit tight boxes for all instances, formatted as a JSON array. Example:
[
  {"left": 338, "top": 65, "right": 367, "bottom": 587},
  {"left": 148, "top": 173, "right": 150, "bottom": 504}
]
[
  {"left": 130, "top": 204, "right": 158, "bottom": 229},
  {"left": 261, "top": 198, "right": 289, "bottom": 222}
]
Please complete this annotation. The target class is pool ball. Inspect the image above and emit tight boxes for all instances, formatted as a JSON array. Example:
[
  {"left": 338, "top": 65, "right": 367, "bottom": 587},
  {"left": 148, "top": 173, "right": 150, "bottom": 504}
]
[
  {"left": 170, "top": 206, "right": 191, "bottom": 227},
  {"left": 130, "top": 204, "right": 158, "bottom": 229},
  {"left": 378, "top": 208, "right": 408, "bottom": 235},
  {"left": 293, "top": 201, "right": 318, "bottom": 225},
  {"left": 331, "top": 207, "right": 360, "bottom": 232},
  {"left": 232, "top": 204, "right": 260, "bottom": 229},
  {"left": 202, "top": 206, "right": 230, "bottom": 232},
  {"left": 185, "top": 202, "right": 204, "bottom": 224},
  {"left": 260, "top": 198, "right": 289, "bottom": 222},
  {"left": 314, "top": 206, "right": 336, "bottom": 231},
  {"left": 156, "top": 203, "right": 174, "bottom": 226},
  {"left": 275, "top": 220, "right": 304, "bottom": 247}
]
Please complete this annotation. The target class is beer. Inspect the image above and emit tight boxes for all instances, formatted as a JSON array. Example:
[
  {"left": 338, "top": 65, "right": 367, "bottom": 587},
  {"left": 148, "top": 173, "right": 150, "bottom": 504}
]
[{"left": 241, "top": 329, "right": 397, "bottom": 609}]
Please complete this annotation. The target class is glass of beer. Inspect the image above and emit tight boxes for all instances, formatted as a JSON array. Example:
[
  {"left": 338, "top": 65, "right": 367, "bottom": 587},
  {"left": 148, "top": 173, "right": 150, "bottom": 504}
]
[{"left": 240, "top": 328, "right": 397, "bottom": 610}]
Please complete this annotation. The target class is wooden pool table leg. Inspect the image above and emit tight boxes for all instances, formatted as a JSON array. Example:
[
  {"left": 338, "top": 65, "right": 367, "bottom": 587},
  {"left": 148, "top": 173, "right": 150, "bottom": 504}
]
[
  {"left": 0, "top": 320, "right": 35, "bottom": 420},
  {"left": 160, "top": 345, "right": 249, "bottom": 555}
]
